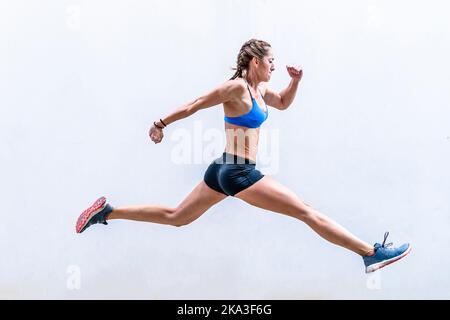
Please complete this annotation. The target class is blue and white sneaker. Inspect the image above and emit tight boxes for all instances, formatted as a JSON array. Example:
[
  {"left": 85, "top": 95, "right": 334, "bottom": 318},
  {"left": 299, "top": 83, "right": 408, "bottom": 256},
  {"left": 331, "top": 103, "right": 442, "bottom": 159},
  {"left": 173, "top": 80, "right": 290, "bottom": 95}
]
[{"left": 363, "top": 232, "right": 411, "bottom": 273}]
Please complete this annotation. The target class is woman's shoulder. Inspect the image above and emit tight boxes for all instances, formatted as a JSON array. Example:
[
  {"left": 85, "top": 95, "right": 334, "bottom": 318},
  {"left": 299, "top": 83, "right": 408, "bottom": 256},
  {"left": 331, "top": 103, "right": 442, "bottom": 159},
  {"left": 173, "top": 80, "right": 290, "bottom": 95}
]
[
  {"left": 226, "top": 78, "right": 247, "bottom": 88},
  {"left": 222, "top": 78, "right": 247, "bottom": 96}
]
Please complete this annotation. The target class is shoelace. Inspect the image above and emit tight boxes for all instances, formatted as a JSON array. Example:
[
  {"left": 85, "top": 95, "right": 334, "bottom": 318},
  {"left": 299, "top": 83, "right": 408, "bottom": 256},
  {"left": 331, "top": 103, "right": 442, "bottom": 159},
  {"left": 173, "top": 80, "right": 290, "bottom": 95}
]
[{"left": 381, "top": 231, "right": 393, "bottom": 248}]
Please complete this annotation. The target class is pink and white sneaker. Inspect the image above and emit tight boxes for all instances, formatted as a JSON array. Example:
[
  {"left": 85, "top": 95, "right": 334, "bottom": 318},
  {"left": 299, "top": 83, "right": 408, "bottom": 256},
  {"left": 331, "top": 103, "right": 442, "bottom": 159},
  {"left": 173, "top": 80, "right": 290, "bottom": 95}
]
[{"left": 76, "top": 197, "right": 113, "bottom": 233}]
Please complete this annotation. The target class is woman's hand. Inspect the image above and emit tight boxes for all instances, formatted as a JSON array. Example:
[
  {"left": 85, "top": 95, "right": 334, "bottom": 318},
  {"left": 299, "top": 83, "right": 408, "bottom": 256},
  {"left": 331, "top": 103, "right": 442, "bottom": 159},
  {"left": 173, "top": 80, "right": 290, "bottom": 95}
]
[
  {"left": 149, "top": 123, "right": 164, "bottom": 144},
  {"left": 286, "top": 64, "right": 303, "bottom": 81}
]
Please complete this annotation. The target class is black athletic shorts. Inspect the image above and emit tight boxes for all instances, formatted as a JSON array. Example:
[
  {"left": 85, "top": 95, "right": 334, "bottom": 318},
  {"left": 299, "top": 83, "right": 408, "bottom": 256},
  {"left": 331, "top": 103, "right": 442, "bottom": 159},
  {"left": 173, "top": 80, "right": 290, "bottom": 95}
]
[{"left": 203, "top": 152, "right": 264, "bottom": 196}]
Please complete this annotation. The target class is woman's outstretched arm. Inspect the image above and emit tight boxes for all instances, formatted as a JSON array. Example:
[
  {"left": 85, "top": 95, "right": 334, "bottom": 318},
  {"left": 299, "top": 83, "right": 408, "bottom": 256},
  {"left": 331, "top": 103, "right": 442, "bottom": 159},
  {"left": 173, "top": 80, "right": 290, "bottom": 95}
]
[
  {"left": 149, "top": 80, "right": 243, "bottom": 144},
  {"left": 161, "top": 80, "right": 243, "bottom": 126}
]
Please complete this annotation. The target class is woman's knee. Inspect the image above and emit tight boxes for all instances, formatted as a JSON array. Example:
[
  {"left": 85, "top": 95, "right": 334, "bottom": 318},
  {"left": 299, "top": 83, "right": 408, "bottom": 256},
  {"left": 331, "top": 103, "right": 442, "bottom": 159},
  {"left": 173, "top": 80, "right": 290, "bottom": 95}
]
[
  {"left": 288, "top": 202, "right": 316, "bottom": 222},
  {"left": 165, "top": 207, "right": 192, "bottom": 227},
  {"left": 171, "top": 215, "right": 191, "bottom": 227}
]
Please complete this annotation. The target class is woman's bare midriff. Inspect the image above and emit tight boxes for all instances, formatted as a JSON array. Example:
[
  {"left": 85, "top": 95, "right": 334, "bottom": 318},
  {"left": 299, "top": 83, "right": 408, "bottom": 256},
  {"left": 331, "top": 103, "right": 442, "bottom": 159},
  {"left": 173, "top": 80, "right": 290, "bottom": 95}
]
[{"left": 223, "top": 122, "right": 260, "bottom": 162}]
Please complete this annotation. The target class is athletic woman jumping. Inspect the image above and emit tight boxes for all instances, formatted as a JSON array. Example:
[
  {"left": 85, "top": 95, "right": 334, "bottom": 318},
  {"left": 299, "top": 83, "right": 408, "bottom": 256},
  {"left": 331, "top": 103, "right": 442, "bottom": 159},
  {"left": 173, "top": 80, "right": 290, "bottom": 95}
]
[{"left": 75, "top": 39, "right": 411, "bottom": 273}]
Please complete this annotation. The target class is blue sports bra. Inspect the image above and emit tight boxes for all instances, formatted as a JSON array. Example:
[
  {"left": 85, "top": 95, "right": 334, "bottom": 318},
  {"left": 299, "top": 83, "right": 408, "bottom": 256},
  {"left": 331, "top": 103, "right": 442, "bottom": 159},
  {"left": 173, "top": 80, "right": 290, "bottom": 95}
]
[{"left": 224, "top": 82, "right": 269, "bottom": 128}]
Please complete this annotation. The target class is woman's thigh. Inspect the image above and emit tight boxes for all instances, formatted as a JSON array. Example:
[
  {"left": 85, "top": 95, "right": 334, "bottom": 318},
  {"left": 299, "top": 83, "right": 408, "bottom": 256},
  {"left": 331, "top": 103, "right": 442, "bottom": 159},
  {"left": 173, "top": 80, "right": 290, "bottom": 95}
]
[
  {"left": 234, "top": 175, "right": 312, "bottom": 219},
  {"left": 174, "top": 180, "right": 228, "bottom": 225}
]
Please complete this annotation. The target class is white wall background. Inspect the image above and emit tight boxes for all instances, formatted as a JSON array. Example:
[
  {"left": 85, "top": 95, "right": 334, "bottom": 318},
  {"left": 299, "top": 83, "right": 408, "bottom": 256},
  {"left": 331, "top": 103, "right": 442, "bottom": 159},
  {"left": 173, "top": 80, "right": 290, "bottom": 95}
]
[{"left": 1, "top": 0, "right": 449, "bottom": 299}]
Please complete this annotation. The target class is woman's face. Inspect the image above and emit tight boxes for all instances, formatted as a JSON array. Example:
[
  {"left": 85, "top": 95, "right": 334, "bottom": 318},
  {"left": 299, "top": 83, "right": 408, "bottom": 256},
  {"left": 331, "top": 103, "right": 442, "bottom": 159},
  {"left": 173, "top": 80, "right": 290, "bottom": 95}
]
[{"left": 258, "top": 48, "right": 275, "bottom": 82}]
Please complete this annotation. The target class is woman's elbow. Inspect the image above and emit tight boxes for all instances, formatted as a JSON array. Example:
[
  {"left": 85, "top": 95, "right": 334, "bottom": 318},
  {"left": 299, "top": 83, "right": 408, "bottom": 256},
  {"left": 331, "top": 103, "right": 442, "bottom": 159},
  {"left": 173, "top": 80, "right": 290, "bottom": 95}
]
[
  {"left": 185, "top": 106, "right": 197, "bottom": 117},
  {"left": 277, "top": 101, "right": 289, "bottom": 110},
  {"left": 185, "top": 98, "right": 201, "bottom": 116}
]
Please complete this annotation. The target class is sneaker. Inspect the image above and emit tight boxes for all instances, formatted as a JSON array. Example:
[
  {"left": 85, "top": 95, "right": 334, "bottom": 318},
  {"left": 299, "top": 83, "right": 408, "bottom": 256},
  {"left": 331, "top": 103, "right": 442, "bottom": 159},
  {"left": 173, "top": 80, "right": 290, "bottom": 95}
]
[
  {"left": 363, "top": 231, "right": 411, "bottom": 273},
  {"left": 76, "top": 197, "right": 114, "bottom": 234}
]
